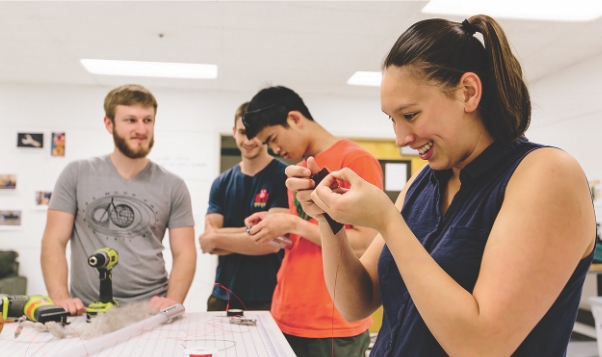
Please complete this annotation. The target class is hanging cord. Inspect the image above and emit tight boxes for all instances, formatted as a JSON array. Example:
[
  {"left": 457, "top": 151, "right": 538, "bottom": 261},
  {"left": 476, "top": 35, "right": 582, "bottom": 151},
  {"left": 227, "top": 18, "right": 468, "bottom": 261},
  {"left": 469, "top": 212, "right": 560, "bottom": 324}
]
[{"left": 331, "top": 231, "right": 346, "bottom": 357}]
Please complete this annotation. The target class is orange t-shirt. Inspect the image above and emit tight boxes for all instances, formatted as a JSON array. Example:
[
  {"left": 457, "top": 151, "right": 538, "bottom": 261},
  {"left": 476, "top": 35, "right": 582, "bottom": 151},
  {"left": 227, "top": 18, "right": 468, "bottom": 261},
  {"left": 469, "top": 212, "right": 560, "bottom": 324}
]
[{"left": 271, "top": 139, "right": 384, "bottom": 338}]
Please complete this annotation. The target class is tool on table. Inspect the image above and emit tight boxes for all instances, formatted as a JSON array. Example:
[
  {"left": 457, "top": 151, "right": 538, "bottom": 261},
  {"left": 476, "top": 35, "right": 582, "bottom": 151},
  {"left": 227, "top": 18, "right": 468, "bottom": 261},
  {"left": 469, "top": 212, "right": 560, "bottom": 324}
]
[
  {"left": 227, "top": 308, "right": 256, "bottom": 326},
  {"left": 0, "top": 294, "right": 69, "bottom": 335},
  {"left": 311, "top": 167, "right": 344, "bottom": 234},
  {"left": 86, "top": 247, "right": 119, "bottom": 321},
  {"left": 229, "top": 316, "right": 257, "bottom": 326}
]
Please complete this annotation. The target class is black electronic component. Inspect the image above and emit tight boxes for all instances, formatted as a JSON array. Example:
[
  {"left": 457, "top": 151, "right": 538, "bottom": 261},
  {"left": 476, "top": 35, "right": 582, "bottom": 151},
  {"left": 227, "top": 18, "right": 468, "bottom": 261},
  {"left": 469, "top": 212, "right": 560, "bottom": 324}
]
[{"left": 311, "top": 167, "right": 344, "bottom": 234}]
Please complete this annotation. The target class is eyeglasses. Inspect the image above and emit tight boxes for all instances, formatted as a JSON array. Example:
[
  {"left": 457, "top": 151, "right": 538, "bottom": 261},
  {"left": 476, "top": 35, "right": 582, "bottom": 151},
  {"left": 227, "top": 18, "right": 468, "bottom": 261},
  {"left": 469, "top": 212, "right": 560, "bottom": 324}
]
[{"left": 241, "top": 104, "right": 289, "bottom": 139}]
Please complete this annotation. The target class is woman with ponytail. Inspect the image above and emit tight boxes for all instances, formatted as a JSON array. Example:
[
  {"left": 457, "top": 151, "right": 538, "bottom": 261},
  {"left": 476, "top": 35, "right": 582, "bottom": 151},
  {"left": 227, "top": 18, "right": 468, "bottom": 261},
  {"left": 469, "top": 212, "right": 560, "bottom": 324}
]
[{"left": 286, "top": 15, "right": 596, "bottom": 356}]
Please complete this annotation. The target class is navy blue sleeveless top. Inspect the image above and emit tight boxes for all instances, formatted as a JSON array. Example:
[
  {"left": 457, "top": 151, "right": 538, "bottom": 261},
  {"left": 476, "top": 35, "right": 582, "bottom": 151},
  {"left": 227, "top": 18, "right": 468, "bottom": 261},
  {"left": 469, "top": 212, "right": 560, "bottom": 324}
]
[{"left": 373, "top": 139, "right": 594, "bottom": 357}]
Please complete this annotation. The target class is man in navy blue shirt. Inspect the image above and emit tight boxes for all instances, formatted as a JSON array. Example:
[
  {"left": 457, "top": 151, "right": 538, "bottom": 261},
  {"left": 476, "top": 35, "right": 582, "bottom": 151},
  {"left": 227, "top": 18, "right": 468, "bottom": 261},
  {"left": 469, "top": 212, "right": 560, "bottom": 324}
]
[{"left": 199, "top": 102, "right": 289, "bottom": 311}]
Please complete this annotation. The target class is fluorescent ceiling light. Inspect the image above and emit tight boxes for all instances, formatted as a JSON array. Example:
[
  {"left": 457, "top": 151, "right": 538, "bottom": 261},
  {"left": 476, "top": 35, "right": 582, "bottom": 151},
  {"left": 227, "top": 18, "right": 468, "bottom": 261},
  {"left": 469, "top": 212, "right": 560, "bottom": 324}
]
[
  {"left": 80, "top": 59, "right": 217, "bottom": 79},
  {"left": 347, "top": 71, "right": 382, "bottom": 87},
  {"left": 422, "top": 0, "right": 602, "bottom": 22}
]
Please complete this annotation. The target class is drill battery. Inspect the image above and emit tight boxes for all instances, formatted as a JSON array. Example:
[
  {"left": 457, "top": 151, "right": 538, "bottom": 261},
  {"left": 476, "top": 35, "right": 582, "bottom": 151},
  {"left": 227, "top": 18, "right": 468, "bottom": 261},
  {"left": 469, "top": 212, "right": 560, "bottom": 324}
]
[{"left": 0, "top": 294, "right": 69, "bottom": 323}]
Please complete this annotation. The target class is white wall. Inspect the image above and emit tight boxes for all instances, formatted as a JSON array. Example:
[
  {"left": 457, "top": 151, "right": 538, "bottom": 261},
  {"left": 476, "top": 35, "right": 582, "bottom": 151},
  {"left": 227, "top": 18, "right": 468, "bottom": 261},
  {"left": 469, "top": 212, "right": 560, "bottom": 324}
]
[
  {"left": 4, "top": 52, "right": 599, "bottom": 314},
  {"left": 528, "top": 52, "right": 602, "bottom": 309},
  {"left": 0, "top": 82, "right": 390, "bottom": 312}
]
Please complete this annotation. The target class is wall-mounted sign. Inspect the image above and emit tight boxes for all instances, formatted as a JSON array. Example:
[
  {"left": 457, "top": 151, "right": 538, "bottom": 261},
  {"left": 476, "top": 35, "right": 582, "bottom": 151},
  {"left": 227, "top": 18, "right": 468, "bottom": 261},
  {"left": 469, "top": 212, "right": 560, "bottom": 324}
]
[
  {"left": 51, "top": 132, "right": 65, "bottom": 157},
  {"left": 0, "top": 174, "right": 16, "bottom": 189},
  {"left": 0, "top": 210, "right": 22, "bottom": 228},
  {"left": 17, "top": 133, "right": 43, "bottom": 148}
]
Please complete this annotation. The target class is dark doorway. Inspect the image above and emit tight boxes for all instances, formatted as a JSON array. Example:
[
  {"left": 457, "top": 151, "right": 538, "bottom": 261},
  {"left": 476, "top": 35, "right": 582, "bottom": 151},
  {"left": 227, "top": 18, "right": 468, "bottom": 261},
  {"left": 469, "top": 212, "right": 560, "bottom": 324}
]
[{"left": 220, "top": 135, "right": 297, "bottom": 173}]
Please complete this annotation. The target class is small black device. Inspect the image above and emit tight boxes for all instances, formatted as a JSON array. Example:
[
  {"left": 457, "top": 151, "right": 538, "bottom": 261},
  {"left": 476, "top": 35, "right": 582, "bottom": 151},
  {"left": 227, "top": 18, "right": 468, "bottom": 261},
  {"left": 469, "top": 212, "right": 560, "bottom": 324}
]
[{"left": 311, "top": 167, "right": 344, "bottom": 234}]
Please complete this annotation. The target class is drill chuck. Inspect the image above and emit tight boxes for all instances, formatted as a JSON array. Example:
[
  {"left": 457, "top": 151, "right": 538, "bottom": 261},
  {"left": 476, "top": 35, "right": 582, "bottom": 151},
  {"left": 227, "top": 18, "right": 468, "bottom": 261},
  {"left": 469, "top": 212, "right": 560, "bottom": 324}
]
[
  {"left": 88, "top": 254, "right": 103, "bottom": 267},
  {"left": 88, "top": 247, "right": 118, "bottom": 270}
]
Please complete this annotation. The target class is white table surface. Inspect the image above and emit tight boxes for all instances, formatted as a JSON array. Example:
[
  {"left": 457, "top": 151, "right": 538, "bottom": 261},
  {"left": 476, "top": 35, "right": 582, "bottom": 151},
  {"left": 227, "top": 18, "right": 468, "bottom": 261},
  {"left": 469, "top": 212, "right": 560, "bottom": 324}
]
[{"left": 0, "top": 311, "right": 297, "bottom": 357}]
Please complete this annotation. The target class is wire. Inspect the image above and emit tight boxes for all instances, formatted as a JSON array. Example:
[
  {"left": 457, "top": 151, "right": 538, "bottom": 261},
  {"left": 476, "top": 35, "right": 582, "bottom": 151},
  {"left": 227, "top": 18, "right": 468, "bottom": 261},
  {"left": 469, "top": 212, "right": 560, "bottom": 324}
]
[
  {"left": 213, "top": 283, "right": 248, "bottom": 311},
  {"left": 331, "top": 230, "right": 346, "bottom": 357}
]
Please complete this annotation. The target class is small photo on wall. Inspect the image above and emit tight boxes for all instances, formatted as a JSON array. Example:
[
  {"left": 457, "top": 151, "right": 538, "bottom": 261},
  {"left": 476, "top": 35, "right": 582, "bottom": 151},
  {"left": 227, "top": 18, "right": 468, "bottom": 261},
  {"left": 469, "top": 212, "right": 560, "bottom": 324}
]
[
  {"left": 0, "top": 210, "right": 22, "bottom": 227},
  {"left": 17, "top": 133, "right": 43, "bottom": 148},
  {"left": 35, "top": 191, "right": 52, "bottom": 207},
  {"left": 51, "top": 132, "right": 65, "bottom": 157},
  {"left": 0, "top": 174, "right": 17, "bottom": 189}
]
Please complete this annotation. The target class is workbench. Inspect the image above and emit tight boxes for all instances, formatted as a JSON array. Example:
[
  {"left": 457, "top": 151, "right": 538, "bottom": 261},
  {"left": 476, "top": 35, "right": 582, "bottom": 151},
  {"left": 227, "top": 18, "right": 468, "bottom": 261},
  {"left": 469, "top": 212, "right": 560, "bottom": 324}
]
[{"left": 0, "top": 311, "right": 296, "bottom": 357}]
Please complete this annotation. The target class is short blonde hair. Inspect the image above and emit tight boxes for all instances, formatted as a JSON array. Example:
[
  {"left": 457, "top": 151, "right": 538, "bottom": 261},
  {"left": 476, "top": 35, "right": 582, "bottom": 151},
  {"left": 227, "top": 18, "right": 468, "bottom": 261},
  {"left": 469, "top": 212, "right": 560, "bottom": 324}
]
[{"left": 104, "top": 84, "right": 158, "bottom": 121}]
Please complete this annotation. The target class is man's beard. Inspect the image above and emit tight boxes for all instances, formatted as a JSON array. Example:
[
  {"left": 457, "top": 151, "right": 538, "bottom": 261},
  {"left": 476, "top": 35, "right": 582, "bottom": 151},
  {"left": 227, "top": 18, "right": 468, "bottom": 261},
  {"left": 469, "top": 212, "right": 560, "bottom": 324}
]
[{"left": 113, "top": 131, "right": 154, "bottom": 159}]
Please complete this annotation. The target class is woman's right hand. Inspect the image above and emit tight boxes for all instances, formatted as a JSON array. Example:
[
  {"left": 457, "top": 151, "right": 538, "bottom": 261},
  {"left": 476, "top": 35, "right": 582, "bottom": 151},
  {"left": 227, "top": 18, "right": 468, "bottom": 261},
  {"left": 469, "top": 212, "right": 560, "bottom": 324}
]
[
  {"left": 285, "top": 157, "right": 324, "bottom": 218},
  {"left": 312, "top": 167, "right": 396, "bottom": 232}
]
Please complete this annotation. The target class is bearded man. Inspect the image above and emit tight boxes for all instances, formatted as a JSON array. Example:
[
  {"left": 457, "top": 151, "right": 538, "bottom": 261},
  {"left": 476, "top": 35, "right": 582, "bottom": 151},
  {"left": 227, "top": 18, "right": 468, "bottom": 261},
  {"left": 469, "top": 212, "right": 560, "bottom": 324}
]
[{"left": 41, "top": 84, "right": 196, "bottom": 316}]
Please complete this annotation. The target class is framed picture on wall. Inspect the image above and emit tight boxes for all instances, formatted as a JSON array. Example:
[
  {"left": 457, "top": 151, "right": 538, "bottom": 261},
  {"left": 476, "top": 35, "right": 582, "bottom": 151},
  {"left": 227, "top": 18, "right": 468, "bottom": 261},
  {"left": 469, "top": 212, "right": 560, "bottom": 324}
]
[
  {"left": 34, "top": 191, "right": 52, "bottom": 209},
  {"left": 17, "top": 133, "right": 43, "bottom": 148},
  {"left": 0, "top": 210, "right": 22, "bottom": 230},
  {"left": 51, "top": 132, "right": 65, "bottom": 157},
  {"left": 0, "top": 174, "right": 17, "bottom": 189},
  {"left": 379, "top": 159, "right": 412, "bottom": 203}
]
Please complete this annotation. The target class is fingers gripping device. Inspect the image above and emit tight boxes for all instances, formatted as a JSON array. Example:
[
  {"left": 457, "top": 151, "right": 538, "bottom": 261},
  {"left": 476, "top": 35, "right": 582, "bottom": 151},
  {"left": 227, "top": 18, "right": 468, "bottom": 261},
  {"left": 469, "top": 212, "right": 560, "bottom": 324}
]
[
  {"left": 311, "top": 167, "right": 344, "bottom": 234},
  {"left": 86, "top": 247, "right": 119, "bottom": 321}
]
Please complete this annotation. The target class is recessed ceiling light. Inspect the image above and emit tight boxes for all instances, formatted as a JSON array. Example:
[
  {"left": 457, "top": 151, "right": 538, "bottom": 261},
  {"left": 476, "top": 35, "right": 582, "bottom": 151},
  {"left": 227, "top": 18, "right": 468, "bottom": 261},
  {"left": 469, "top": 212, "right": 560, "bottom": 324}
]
[
  {"left": 347, "top": 71, "right": 382, "bottom": 87},
  {"left": 422, "top": 0, "right": 602, "bottom": 22},
  {"left": 80, "top": 59, "right": 218, "bottom": 79}
]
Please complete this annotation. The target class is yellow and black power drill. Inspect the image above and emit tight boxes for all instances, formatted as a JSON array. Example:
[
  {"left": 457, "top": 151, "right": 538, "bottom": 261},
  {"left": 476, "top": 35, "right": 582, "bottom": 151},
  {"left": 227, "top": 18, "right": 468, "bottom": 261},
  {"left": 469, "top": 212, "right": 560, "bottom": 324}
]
[
  {"left": 0, "top": 294, "right": 69, "bottom": 324},
  {"left": 86, "top": 247, "right": 119, "bottom": 321}
]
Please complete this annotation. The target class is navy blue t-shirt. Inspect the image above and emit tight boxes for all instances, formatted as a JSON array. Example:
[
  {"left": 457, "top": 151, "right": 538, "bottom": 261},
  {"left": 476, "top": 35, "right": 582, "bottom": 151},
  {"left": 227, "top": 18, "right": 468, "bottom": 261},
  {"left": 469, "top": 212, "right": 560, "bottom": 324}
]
[
  {"left": 207, "top": 159, "right": 288, "bottom": 303},
  {"left": 372, "top": 139, "right": 594, "bottom": 356}
]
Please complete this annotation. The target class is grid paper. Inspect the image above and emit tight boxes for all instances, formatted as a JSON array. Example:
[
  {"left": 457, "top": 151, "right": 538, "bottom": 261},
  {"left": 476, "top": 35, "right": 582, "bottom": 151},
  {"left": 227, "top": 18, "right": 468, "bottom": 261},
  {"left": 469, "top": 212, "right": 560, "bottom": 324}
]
[{"left": 0, "top": 311, "right": 296, "bottom": 357}]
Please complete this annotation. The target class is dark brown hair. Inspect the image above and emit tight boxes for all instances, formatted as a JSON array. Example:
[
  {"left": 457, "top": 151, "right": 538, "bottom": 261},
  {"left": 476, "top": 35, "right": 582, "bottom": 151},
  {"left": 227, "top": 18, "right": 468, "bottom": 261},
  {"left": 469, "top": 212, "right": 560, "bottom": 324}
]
[
  {"left": 383, "top": 15, "right": 530, "bottom": 145},
  {"left": 104, "top": 84, "right": 158, "bottom": 122},
  {"left": 234, "top": 101, "right": 250, "bottom": 125}
]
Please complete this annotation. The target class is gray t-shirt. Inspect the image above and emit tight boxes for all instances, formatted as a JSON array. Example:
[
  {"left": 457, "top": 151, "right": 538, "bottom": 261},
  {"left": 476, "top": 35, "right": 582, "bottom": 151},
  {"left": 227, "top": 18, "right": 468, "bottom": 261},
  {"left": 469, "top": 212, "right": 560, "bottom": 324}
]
[{"left": 48, "top": 155, "right": 194, "bottom": 305}]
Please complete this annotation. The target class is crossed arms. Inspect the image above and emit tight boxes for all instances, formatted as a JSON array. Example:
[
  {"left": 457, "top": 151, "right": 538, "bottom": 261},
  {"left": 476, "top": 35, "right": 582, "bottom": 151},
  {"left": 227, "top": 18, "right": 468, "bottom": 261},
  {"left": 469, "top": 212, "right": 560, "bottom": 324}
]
[{"left": 199, "top": 207, "right": 289, "bottom": 256}]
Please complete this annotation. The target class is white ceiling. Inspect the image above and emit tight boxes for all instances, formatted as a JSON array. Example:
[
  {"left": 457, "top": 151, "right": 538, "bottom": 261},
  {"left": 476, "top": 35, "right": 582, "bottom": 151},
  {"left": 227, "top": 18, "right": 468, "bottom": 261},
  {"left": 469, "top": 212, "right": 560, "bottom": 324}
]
[{"left": 1, "top": 1, "right": 602, "bottom": 97}]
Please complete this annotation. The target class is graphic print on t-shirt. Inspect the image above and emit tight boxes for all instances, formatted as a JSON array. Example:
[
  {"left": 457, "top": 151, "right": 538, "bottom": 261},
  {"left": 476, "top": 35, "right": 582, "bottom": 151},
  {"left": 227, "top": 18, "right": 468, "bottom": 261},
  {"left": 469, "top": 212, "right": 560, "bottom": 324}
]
[
  {"left": 84, "top": 192, "right": 158, "bottom": 238},
  {"left": 253, "top": 189, "right": 269, "bottom": 208}
]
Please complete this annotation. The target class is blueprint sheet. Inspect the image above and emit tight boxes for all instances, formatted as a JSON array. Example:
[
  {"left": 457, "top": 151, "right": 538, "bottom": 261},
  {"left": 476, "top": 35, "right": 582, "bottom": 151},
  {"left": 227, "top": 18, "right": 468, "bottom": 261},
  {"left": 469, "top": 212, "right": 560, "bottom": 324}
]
[{"left": 0, "top": 311, "right": 296, "bottom": 357}]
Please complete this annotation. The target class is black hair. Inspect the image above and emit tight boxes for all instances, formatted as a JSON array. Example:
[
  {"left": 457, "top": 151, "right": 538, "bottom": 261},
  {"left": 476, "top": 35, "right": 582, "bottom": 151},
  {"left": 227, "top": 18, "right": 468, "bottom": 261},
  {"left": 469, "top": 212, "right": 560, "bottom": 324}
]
[
  {"left": 383, "top": 15, "right": 530, "bottom": 146},
  {"left": 243, "top": 86, "right": 313, "bottom": 139}
]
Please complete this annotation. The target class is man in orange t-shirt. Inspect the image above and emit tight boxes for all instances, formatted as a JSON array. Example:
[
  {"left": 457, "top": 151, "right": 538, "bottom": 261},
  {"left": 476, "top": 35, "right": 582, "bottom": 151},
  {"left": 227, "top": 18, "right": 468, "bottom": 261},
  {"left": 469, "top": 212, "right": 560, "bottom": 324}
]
[{"left": 243, "top": 86, "right": 383, "bottom": 357}]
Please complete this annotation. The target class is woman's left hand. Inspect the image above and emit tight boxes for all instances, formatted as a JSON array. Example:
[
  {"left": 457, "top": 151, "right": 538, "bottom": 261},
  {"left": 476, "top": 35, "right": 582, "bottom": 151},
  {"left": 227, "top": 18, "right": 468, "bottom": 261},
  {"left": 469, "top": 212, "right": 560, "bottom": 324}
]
[{"left": 311, "top": 167, "right": 397, "bottom": 231}]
